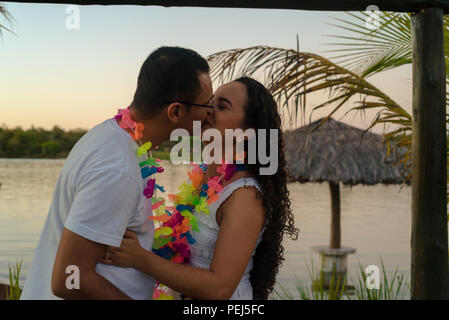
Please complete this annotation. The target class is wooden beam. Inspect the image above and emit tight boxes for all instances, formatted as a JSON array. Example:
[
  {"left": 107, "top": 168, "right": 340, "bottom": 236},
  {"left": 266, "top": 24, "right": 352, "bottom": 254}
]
[
  {"left": 329, "top": 181, "right": 341, "bottom": 249},
  {"left": 4, "top": 0, "right": 449, "bottom": 13},
  {"left": 411, "top": 7, "right": 449, "bottom": 299}
]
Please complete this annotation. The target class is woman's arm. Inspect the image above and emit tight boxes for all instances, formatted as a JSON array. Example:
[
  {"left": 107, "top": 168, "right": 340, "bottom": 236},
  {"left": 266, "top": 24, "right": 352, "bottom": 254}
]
[{"left": 103, "top": 187, "right": 265, "bottom": 300}]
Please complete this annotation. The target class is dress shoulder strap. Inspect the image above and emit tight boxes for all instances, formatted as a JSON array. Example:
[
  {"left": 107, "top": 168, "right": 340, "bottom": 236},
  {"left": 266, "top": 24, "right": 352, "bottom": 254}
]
[{"left": 212, "top": 177, "right": 261, "bottom": 213}]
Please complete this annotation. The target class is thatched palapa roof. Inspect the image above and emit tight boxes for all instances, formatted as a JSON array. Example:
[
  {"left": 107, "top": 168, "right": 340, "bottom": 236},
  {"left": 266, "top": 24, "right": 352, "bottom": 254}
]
[{"left": 284, "top": 117, "right": 411, "bottom": 186}]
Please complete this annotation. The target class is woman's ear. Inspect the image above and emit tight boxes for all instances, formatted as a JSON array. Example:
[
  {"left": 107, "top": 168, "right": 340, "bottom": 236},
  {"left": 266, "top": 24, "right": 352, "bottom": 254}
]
[{"left": 166, "top": 103, "right": 185, "bottom": 124}]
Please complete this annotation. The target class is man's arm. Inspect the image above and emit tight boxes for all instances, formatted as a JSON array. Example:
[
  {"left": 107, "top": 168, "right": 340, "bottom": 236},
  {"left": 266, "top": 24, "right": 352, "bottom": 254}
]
[{"left": 51, "top": 228, "right": 131, "bottom": 300}]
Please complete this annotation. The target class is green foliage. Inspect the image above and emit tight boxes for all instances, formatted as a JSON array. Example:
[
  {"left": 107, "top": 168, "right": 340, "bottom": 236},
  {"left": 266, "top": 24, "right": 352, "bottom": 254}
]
[
  {"left": 351, "top": 258, "right": 409, "bottom": 300},
  {"left": 272, "top": 257, "right": 410, "bottom": 300},
  {"left": 7, "top": 259, "right": 22, "bottom": 300},
  {"left": 0, "top": 125, "right": 195, "bottom": 160},
  {"left": 272, "top": 257, "right": 347, "bottom": 300},
  {"left": 0, "top": 125, "right": 87, "bottom": 158},
  {"left": 41, "top": 141, "right": 61, "bottom": 157}
]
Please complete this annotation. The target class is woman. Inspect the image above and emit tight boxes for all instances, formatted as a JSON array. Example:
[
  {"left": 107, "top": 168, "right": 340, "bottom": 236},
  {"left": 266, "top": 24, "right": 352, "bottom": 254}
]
[{"left": 102, "top": 77, "right": 299, "bottom": 300}]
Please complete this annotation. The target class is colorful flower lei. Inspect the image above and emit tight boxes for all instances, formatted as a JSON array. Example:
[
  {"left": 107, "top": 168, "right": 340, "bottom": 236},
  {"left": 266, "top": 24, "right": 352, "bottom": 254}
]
[{"left": 114, "top": 107, "right": 244, "bottom": 300}]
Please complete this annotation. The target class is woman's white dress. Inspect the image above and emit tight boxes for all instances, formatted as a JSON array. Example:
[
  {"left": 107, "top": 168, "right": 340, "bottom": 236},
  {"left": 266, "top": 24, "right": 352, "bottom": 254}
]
[{"left": 189, "top": 177, "right": 265, "bottom": 300}]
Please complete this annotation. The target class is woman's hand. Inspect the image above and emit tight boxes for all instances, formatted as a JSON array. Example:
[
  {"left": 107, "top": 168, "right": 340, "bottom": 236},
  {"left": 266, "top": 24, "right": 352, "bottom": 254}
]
[{"left": 101, "top": 230, "right": 144, "bottom": 269}]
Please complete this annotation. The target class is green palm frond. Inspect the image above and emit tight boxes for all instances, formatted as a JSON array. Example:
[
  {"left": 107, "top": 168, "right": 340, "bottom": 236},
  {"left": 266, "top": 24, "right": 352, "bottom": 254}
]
[
  {"left": 0, "top": 3, "right": 14, "bottom": 39},
  {"left": 323, "top": 11, "right": 412, "bottom": 78},
  {"left": 208, "top": 46, "right": 409, "bottom": 123},
  {"left": 324, "top": 12, "right": 449, "bottom": 79}
]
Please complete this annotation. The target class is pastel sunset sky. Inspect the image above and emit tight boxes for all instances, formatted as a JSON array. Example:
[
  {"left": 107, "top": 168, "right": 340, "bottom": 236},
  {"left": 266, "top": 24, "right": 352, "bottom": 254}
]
[{"left": 0, "top": 3, "right": 412, "bottom": 134}]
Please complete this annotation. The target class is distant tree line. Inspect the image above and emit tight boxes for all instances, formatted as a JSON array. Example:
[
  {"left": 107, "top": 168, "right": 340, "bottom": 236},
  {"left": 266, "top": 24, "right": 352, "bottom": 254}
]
[
  {"left": 0, "top": 125, "right": 177, "bottom": 159},
  {"left": 0, "top": 125, "right": 88, "bottom": 158}
]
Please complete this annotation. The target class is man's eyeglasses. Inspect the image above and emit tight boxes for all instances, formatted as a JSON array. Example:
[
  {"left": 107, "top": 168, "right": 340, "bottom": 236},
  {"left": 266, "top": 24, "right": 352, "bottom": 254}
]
[{"left": 166, "top": 100, "right": 215, "bottom": 109}]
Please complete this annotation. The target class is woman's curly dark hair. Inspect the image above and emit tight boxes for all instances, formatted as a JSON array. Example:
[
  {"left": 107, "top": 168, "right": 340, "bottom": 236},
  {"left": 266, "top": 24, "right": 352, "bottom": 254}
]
[{"left": 234, "top": 77, "right": 299, "bottom": 300}]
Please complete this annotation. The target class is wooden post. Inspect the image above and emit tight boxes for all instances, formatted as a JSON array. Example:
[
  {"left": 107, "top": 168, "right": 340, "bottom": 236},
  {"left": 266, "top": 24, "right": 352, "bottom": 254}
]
[
  {"left": 411, "top": 7, "right": 449, "bottom": 299},
  {"left": 329, "top": 181, "right": 341, "bottom": 249}
]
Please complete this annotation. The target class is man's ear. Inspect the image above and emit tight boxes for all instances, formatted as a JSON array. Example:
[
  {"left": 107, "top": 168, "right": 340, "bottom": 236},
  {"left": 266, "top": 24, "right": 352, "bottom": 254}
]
[{"left": 166, "top": 103, "right": 186, "bottom": 124}]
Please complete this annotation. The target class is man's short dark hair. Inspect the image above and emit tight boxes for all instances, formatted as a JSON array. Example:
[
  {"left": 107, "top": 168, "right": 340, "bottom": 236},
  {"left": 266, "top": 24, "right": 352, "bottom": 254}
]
[{"left": 131, "top": 46, "right": 210, "bottom": 117}]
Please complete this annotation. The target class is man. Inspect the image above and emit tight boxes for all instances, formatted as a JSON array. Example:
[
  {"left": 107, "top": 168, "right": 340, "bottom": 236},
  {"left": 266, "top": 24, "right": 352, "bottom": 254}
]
[{"left": 20, "top": 46, "right": 214, "bottom": 299}]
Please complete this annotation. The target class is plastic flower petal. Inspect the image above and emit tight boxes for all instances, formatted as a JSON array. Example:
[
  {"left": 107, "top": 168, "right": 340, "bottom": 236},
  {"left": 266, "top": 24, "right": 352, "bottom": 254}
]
[
  {"left": 155, "top": 184, "right": 165, "bottom": 193},
  {"left": 194, "top": 196, "right": 209, "bottom": 215},
  {"left": 155, "top": 204, "right": 166, "bottom": 216},
  {"left": 151, "top": 199, "right": 164, "bottom": 210},
  {"left": 207, "top": 192, "right": 219, "bottom": 205},
  {"left": 180, "top": 210, "right": 198, "bottom": 232},
  {"left": 114, "top": 109, "right": 123, "bottom": 120},
  {"left": 224, "top": 164, "right": 237, "bottom": 180},
  {"left": 168, "top": 194, "right": 181, "bottom": 204},
  {"left": 181, "top": 231, "right": 195, "bottom": 244},
  {"left": 176, "top": 182, "right": 195, "bottom": 202},
  {"left": 152, "top": 196, "right": 164, "bottom": 204},
  {"left": 188, "top": 170, "right": 204, "bottom": 189},
  {"left": 154, "top": 226, "right": 173, "bottom": 238},
  {"left": 153, "top": 287, "right": 174, "bottom": 300},
  {"left": 136, "top": 142, "right": 152, "bottom": 157},
  {"left": 171, "top": 255, "right": 184, "bottom": 264},
  {"left": 143, "top": 179, "right": 155, "bottom": 198},
  {"left": 207, "top": 176, "right": 223, "bottom": 193},
  {"left": 119, "top": 108, "right": 135, "bottom": 130},
  {"left": 149, "top": 214, "right": 171, "bottom": 223},
  {"left": 217, "top": 164, "right": 226, "bottom": 176},
  {"left": 131, "top": 122, "right": 144, "bottom": 141},
  {"left": 152, "top": 237, "right": 171, "bottom": 250}
]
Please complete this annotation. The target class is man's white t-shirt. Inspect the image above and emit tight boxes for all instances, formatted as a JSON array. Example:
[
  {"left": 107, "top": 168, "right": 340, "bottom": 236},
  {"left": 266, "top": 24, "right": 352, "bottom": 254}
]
[{"left": 20, "top": 118, "right": 156, "bottom": 300}]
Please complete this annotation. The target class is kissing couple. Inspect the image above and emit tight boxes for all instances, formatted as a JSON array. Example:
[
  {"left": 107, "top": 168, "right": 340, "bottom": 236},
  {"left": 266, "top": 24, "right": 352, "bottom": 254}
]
[{"left": 21, "top": 46, "right": 299, "bottom": 300}]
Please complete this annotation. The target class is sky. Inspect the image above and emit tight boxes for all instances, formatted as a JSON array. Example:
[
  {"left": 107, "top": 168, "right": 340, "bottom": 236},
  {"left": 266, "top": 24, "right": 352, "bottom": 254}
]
[{"left": 0, "top": 2, "right": 413, "bottom": 134}]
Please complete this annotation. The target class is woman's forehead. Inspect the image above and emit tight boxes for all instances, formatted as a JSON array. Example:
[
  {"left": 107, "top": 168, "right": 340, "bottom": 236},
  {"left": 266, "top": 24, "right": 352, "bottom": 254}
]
[{"left": 215, "top": 81, "right": 247, "bottom": 104}]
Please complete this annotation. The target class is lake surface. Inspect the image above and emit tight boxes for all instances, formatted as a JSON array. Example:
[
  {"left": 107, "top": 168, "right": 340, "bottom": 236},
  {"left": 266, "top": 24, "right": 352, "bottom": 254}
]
[{"left": 0, "top": 158, "right": 423, "bottom": 299}]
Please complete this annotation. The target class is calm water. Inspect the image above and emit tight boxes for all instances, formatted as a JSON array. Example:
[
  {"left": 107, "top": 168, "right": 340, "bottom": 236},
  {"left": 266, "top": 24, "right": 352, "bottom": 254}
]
[{"left": 0, "top": 159, "right": 419, "bottom": 299}]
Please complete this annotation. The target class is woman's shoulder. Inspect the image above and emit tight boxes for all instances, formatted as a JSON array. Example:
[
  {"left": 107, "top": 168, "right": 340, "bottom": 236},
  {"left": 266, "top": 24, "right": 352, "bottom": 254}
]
[
  {"left": 219, "top": 177, "right": 262, "bottom": 207},
  {"left": 216, "top": 177, "right": 265, "bottom": 227}
]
